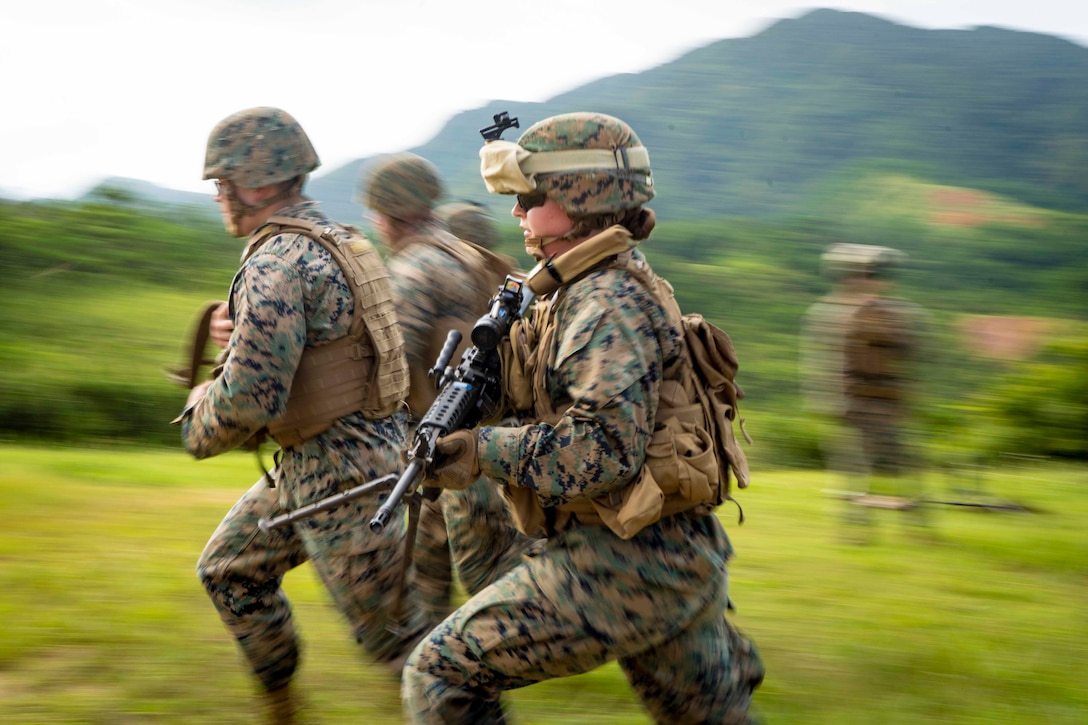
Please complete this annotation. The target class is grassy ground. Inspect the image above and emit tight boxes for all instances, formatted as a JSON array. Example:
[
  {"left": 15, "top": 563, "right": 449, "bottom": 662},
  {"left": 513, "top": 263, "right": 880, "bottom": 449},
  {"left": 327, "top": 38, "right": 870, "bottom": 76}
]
[{"left": 1, "top": 444, "right": 1085, "bottom": 723}]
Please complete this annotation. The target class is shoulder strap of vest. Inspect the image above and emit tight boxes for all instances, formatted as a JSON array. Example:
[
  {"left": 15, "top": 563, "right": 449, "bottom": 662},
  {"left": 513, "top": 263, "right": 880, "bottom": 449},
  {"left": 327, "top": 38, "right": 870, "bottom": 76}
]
[
  {"left": 404, "top": 229, "right": 517, "bottom": 291},
  {"left": 258, "top": 214, "right": 409, "bottom": 422},
  {"left": 263, "top": 215, "right": 371, "bottom": 339}
]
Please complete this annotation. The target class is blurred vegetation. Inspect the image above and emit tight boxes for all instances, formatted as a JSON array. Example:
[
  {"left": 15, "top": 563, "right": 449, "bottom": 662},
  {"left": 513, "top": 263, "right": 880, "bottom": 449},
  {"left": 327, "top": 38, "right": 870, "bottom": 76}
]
[
  {"left": 1, "top": 445, "right": 1085, "bottom": 723},
  {"left": 0, "top": 197, "right": 237, "bottom": 447},
  {"left": 1, "top": 171, "right": 1085, "bottom": 466},
  {"left": 8, "top": 9, "right": 1088, "bottom": 466}
]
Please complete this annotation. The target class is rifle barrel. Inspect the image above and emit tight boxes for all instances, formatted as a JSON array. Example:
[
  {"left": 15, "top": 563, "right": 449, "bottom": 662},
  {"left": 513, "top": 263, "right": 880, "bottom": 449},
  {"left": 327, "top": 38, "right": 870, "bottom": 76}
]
[
  {"left": 370, "top": 459, "right": 425, "bottom": 533},
  {"left": 257, "top": 473, "right": 398, "bottom": 532}
]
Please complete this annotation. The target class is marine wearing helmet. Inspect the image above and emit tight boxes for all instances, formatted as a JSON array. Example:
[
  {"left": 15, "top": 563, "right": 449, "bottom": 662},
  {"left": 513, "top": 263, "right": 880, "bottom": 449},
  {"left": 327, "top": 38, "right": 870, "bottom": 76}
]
[
  {"left": 822, "top": 243, "right": 906, "bottom": 281},
  {"left": 480, "top": 112, "right": 655, "bottom": 248},
  {"left": 435, "top": 201, "right": 500, "bottom": 250},
  {"left": 203, "top": 106, "right": 319, "bottom": 237},
  {"left": 361, "top": 152, "right": 444, "bottom": 223}
]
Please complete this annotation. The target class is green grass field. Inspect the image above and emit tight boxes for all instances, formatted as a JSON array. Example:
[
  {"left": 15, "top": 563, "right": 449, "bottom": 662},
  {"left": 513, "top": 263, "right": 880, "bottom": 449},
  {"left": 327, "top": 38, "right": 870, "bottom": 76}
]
[{"left": 1, "top": 444, "right": 1085, "bottom": 724}]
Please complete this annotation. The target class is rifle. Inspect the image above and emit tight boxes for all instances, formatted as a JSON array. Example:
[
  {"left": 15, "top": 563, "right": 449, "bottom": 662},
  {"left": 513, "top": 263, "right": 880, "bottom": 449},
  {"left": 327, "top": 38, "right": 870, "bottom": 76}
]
[
  {"left": 258, "top": 107, "right": 644, "bottom": 535},
  {"left": 258, "top": 274, "right": 535, "bottom": 533}
]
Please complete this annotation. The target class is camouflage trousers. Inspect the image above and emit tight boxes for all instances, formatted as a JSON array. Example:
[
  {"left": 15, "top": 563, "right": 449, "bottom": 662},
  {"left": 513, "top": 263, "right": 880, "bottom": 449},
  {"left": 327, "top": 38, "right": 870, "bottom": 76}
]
[
  {"left": 845, "top": 404, "right": 907, "bottom": 477},
  {"left": 818, "top": 406, "right": 910, "bottom": 479},
  {"left": 402, "top": 512, "right": 764, "bottom": 724},
  {"left": 196, "top": 471, "right": 428, "bottom": 693},
  {"left": 413, "top": 476, "right": 541, "bottom": 628}
]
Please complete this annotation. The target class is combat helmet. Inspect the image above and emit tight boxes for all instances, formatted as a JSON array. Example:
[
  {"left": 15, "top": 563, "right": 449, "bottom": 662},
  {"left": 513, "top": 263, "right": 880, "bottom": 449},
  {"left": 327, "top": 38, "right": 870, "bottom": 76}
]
[
  {"left": 435, "top": 201, "right": 499, "bottom": 249},
  {"left": 479, "top": 112, "right": 653, "bottom": 216},
  {"left": 203, "top": 107, "right": 319, "bottom": 188},
  {"left": 361, "top": 152, "right": 444, "bottom": 222},
  {"left": 822, "top": 243, "right": 906, "bottom": 280}
]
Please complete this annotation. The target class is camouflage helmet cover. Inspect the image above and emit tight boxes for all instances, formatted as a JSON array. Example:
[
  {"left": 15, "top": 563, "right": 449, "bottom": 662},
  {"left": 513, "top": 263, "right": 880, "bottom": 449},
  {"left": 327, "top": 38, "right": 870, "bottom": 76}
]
[
  {"left": 822, "top": 243, "right": 906, "bottom": 280},
  {"left": 481, "top": 112, "right": 654, "bottom": 216},
  {"left": 435, "top": 201, "right": 500, "bottom": 249},
  {"left": 362, "top": 152, "right": 444, "bottom": 221},
  {"left": 203, "top": 107, "right": 319, "bottom": 188}
]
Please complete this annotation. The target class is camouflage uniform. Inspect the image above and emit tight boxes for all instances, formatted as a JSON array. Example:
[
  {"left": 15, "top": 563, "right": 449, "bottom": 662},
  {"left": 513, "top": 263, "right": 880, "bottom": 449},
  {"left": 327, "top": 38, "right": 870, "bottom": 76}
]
[
  {"left": 801, "top": 243, "right": 920, "bottom": 478},
  {"left": 801, "top": 243, "right": 925, "bottom": 531},
  {"left": 402, "top": 113, "right": 763, "bottom": 724},
  {"left": 435, "top": 201, "right": 501, "bottom": 250},
  {"left": 184, "top": 110, "right": 426, "bottom": 705},
  {"left": 361, "top": 154, "right": 536, "bottom": 628}
]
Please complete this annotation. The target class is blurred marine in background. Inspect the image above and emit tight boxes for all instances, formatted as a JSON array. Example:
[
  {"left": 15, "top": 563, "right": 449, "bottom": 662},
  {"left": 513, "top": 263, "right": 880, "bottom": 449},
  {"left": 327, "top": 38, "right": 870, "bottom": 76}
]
[
  {"left": 177, "top": 107, "right": 426, "bottom": 723},
  {"left": 801, "top": 242, "right": 927, "bottom": 536},
  {"left": 360, "top": 153, "right": 538, "bottom": 629},
  {"left": 435, "top": 200, "right": 502, "bottom": 250}
]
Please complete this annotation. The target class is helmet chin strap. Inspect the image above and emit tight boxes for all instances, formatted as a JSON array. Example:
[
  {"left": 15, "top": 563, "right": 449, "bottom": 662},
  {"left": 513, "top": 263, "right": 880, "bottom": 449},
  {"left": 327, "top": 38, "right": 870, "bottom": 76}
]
[
  {"left": 224, "top": 178, "right": 305, "bottom": 237},
  {"left": 524, "top": 233, "right": 575, "bottom": 259}
]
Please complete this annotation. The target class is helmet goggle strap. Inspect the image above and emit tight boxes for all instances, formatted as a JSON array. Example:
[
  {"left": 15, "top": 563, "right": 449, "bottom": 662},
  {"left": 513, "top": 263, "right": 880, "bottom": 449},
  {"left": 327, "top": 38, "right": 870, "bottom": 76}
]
[{"left": 480, "top": 140, "right": 651, "bottom": 194}]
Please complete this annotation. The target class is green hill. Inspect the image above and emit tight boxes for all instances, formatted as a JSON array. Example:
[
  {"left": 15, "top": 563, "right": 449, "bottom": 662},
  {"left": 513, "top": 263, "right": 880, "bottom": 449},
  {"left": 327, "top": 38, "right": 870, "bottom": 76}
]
[
  {"left": 6, "top": 9, "right": 1086, "bottom": 463},
  {"left": 307, "top": 9, "right": 1088, "bottom": 226}
]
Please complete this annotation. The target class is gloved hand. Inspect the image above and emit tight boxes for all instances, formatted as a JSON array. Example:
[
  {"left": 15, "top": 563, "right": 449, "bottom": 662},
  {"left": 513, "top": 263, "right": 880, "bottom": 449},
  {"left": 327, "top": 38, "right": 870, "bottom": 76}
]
[{"left": 426, "top": 429, "right": 480, "bottom": 490}]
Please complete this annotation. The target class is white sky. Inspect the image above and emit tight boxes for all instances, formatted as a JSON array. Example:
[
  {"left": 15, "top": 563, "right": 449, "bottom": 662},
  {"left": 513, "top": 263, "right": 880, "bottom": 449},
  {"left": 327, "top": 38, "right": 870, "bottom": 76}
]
[{"left": 3, "top": 0, "right": 1087, "bottom": 200}]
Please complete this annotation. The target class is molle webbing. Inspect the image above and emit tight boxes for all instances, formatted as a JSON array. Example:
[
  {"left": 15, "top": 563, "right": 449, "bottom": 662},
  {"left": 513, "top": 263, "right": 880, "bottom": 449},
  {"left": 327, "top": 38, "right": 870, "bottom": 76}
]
[
  {"left": 555, "top": 254, "right": 721, "bottom": 535},
  {"left": 248, "top": 216, "right": 408, "bottom": 447},
  {"left": 502, "top": 232, "right": 745, "bottom": 539}
]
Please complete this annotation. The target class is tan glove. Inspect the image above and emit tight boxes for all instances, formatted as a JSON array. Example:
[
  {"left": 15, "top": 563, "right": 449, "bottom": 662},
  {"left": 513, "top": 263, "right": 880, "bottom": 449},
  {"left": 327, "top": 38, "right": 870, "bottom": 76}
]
[{"left": 426, "top": 429, "right": 480, "bottom": 490}]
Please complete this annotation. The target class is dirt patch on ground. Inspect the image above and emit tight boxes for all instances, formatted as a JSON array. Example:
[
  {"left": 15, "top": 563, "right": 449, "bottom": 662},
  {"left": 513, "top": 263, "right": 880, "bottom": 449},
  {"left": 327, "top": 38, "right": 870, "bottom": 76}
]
[
  {"left": 928, "top": 188, "right": 1043, "bottom": 228},
  {"left": 958, "top": 316, "right": 1054, "bottom": 360},
  {"left": 929, "top": 189, "right": 987, "bottom": 227}
]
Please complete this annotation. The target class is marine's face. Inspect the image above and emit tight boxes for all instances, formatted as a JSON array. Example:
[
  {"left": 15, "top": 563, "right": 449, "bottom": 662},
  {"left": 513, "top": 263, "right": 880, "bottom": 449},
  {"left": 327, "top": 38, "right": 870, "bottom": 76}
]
[
  {"left": 212, "top": 179, "right": 239, "bottom": 235},
  {"left": 512, "top": 195, "right": 574, "bottom": 260},
  {"left": 213, "top": 179, "right": 268, "bottom": 238}
]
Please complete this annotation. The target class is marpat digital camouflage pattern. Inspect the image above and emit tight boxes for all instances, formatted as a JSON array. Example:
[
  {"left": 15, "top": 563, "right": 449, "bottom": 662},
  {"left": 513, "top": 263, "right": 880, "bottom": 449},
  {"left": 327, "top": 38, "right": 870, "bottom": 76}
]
[
  {"left": 403, "top": 260, "right": 763, "bottom": 722},
  {"left": 381, "top": 206, "right": 536, "bottom": 630},
  {"left": 435, "top": 201, "right": 501, "bottom": 250},
  {"left": 362, "top": 152, "right": 444, "bottom": 222},
  {"left": 516, "top": 112, "right": 654, "bottom": 216},
  {"left": 203, "top": 107, "right": 319, "bottom": 188},
  {"left": 186, "top": 201, "right": 427, "bottom": 692}
]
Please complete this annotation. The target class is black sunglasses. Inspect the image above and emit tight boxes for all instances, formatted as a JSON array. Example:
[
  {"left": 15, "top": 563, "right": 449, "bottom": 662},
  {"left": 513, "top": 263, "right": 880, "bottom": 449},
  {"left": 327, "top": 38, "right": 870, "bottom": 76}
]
[{"left": 516, "top": 192, "right": 547, "bottom": 210}]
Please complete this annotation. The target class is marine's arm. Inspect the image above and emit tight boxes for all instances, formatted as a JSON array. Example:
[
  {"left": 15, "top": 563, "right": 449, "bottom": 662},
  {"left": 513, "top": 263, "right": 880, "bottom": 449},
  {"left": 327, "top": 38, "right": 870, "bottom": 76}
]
[
  {"left": 181, "top": 253, "right": 306, "bottom": 458},
  {"left": 477, "top": 281, "right": 662, "bottom": 506}
]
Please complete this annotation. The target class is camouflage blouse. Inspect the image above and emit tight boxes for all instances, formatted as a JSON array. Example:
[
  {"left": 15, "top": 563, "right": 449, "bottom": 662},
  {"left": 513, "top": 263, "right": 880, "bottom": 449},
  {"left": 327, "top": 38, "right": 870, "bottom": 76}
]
[
  {"left": 478, "top": 263, "right": 682, "bottom": 506},
  {"left": 181, "top": 201, "right": 406, "bottom": 497},
  {"left": 387, "top": 229, "right": 491, "bottom": 373}
]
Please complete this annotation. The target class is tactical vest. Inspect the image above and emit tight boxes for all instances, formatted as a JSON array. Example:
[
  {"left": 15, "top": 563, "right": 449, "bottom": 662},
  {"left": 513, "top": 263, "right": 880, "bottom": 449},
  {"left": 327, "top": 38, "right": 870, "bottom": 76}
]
[
  {"left": 500, "top": 227, "right": 749, "bottom": 539},
  {"left": 401, "top": 229, "right": 517, "bottom": 417},
  {"left": 239, "top": 215, "right": 409, "bottom": 447},
  {"left": 840, "top": 293, "right": 913, "bottom": 402}
]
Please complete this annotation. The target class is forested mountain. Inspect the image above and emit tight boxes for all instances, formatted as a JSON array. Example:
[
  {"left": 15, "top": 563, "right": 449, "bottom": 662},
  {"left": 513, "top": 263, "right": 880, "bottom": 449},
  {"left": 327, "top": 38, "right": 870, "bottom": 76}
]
[
  {"left": 306, "top": 8, "right": 1088, "bottom": 224},
  {"left": 9, "top": 8, "right": 1086, "bottom": 462},
  {"left": 83, "top": 9, "right": 1088, "bottom": 229}
]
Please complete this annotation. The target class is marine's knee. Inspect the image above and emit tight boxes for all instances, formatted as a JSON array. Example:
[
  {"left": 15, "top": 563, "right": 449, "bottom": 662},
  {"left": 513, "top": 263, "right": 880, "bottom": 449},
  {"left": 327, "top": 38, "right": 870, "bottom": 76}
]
[
  {"left": 402, "top": 620, "right": 473, "bottom": 691},
  {"left": 195, "top": 556, "right": 215, "bottom": 593},
  {"left": 401, "top": 639, "right": 441, "bottom": 719}
]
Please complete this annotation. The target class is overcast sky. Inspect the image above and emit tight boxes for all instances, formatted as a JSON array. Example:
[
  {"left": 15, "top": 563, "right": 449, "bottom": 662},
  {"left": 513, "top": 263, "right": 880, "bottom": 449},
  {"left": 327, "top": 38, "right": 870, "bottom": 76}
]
[{"left": 3, "top": 0, "right": 1086, "bottom": 200}]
